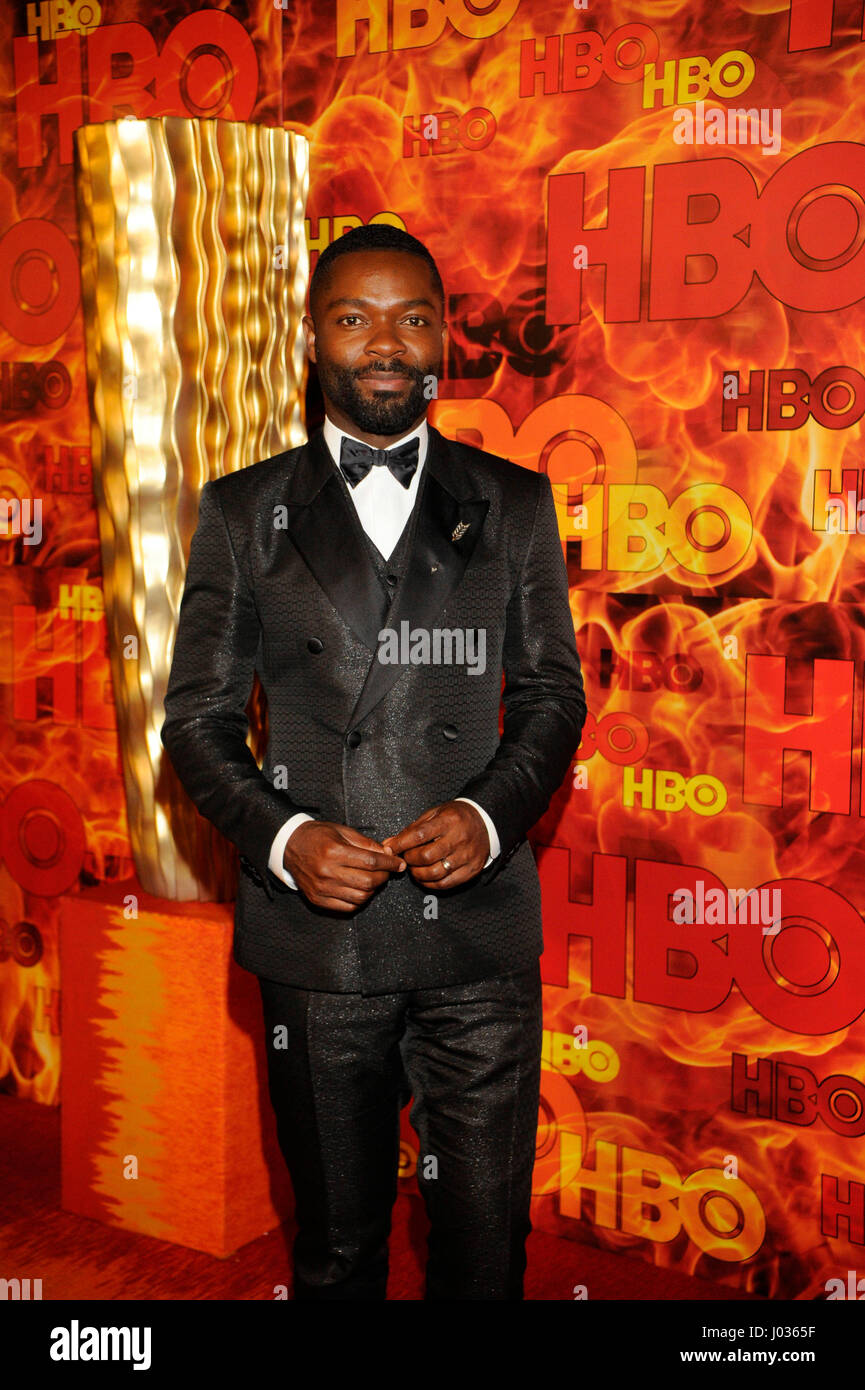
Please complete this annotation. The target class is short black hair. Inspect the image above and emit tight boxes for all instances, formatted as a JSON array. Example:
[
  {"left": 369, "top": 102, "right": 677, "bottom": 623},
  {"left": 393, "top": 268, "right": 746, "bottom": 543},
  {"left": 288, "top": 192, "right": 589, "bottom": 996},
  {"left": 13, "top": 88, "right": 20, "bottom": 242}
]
[{"left": 308, "top": 223, "right": 444, "bottom": 319}]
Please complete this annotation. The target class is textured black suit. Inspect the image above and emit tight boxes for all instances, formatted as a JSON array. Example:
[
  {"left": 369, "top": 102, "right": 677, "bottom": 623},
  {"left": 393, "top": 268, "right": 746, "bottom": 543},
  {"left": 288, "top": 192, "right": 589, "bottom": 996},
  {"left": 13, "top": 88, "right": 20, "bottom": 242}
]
[
  {"left": 161, "top": 421, "right": 585, "bottom": 992},
  {"left": 160, "top": 419, "right": 586, "bottom": 1297}
]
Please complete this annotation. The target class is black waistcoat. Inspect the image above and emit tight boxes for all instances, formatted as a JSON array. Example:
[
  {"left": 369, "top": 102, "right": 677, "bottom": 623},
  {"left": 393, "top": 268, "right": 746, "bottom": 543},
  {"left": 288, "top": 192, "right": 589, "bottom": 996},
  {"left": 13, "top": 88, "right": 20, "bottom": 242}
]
[
  {"left": 337, "top": 459, "right": 429, "bottom": 629},
  {"left": 323, "top": 460, "right": 430, "bottom": 988}
]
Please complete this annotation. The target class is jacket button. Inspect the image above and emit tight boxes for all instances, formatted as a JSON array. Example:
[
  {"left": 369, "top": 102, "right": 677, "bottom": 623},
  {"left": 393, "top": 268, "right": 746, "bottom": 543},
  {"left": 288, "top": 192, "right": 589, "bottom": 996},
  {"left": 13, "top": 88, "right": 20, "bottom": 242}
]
[
  {"left": 307, "top": 638, "right": 324, "bottom": 653},
  {"left": 442, "top": 724, "right": 458, "bottom": 740},
  {"left": 385, "top": 573, "right": 398, "bottom": 587},
  {"left": 346, "top": 730, "right": 362, "bottom": 749}
]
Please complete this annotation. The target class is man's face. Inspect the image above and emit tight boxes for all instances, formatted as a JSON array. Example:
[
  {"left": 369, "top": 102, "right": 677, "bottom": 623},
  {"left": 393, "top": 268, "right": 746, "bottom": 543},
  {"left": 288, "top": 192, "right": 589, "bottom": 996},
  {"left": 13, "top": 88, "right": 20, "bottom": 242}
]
[{"left": 303, "top": 250, "right": 447, "bottom": 446}]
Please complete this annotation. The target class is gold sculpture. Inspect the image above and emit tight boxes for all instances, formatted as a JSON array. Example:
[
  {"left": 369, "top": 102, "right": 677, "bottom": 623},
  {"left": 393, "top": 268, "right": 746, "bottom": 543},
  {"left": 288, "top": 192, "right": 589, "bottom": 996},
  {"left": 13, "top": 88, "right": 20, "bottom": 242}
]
[{"left": 74, "top": 117, "right": 309, "bottom": 900}]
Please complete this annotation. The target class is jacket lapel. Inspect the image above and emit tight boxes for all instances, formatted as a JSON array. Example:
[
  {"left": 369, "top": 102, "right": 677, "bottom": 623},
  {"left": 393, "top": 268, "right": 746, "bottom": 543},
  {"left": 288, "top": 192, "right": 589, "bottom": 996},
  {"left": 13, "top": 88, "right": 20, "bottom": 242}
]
[
  {"left": 276, "top": 422, "right": 490, "bottom": 727},
  {"left": 277, "top": 427, "right": 389, "bottom": 652}
]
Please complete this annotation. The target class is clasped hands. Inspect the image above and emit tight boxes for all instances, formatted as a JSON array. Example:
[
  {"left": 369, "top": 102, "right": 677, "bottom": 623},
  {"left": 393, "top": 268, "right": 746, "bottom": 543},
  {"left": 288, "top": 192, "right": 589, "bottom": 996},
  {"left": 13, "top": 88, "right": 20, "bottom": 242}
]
[{"left": 282, "top": 801, "right": 490, "bottom": 912}]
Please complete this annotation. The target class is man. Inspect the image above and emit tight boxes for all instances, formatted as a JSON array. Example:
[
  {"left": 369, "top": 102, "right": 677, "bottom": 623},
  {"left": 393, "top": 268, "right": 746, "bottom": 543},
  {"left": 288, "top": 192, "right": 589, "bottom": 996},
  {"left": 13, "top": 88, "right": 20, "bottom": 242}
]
[{"left": 161, "top": 223, "right": 586, "bottom": 1300}]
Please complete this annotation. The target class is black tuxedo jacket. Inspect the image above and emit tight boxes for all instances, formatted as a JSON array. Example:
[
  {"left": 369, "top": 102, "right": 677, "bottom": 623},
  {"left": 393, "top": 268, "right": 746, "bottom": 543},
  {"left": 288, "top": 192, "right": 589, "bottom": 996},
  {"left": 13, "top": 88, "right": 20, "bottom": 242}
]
[{"left": 160, "top": 422, "right": 586, "bottom": 994}]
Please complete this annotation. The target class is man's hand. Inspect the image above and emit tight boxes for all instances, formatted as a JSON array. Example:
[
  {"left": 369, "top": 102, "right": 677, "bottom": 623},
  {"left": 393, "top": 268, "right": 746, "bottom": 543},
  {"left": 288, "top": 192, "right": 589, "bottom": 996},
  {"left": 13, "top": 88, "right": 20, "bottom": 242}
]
[
  {"left": 382, "top": 801, "right": 490, "bottom": 889},
  {"left": 284, "top": 821, "right": 406, "bottom": 912}
]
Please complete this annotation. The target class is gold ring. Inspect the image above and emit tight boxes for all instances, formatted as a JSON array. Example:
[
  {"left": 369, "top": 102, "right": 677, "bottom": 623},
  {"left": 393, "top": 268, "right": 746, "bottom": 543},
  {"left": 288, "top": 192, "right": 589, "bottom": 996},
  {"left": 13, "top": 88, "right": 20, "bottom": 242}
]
[{"left": 441, "top": 858, "right": 452, "bottom": 872}]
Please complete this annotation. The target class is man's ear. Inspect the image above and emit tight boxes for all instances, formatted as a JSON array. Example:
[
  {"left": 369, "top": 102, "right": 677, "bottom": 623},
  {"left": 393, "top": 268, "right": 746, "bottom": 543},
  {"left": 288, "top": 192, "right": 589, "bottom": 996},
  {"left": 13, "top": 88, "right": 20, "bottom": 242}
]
[
  {"left": 438, "top": 319, "right": 448, "bottom": 378},
  {"left": 302, "top": 313, "right": 317, "bottom": 363}
]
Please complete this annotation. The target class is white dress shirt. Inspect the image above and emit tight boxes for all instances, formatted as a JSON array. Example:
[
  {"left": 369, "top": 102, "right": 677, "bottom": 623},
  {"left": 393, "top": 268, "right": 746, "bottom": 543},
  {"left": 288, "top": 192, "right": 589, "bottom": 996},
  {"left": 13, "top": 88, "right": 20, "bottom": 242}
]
[{"left": 267, "top": 413, "right": 501, "bottom": 889}]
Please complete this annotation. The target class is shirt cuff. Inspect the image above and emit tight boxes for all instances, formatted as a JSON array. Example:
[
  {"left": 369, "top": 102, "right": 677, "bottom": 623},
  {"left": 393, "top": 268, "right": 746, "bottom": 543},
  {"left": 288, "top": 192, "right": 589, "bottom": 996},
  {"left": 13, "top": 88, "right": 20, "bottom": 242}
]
[
  {"left": 455, "top": 797, "right": 500, "bottom": 868},
  {"left": 268, "top": 813, "right": 315, "bottom": 889}
]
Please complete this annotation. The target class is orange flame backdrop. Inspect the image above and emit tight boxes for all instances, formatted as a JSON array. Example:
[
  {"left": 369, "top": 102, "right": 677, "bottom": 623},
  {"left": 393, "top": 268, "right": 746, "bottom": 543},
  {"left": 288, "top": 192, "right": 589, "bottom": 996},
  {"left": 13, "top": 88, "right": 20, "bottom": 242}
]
[{"left": 1, "top": 0, "right": 864, "bottom": 1298}]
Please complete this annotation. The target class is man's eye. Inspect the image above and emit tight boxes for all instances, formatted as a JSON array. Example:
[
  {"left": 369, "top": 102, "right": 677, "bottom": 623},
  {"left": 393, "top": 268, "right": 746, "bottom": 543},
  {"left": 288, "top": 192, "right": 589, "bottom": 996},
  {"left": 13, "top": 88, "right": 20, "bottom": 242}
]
[
  {"left": 404, "top": 316, "right": 427, "bottom": 326},
  {"left": 339, "top": 315, "right": 363, "bottom": 326}
]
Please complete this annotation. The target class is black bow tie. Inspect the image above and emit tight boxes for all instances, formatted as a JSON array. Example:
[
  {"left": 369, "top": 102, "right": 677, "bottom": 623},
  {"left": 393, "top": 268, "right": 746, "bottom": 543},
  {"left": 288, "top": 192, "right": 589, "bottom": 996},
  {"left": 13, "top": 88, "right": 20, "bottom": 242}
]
[{"left": 339, "top": 435, "right": 420, "bottom": 489}]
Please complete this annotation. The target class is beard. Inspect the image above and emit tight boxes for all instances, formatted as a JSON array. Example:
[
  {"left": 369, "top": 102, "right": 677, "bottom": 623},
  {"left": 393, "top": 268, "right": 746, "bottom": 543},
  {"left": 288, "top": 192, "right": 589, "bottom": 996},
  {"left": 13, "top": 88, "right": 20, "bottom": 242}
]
[{"left": 316, "top": 355, "right": 440, "bottom": 436}]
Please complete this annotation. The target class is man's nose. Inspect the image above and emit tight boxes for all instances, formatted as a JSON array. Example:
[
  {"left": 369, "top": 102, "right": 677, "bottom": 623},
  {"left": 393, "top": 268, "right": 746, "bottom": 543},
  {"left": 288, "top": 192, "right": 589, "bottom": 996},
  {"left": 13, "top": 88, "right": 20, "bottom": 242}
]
[{"left": 364, "top": 326, "right": 405, "bottom": 359}]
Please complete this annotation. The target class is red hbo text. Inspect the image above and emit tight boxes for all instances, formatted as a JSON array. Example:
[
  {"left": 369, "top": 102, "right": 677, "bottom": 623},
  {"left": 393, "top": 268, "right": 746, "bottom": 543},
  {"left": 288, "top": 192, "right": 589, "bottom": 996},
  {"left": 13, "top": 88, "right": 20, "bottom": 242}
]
[{"left": 546, "top": 144, "right": 865, "bottom": 324}]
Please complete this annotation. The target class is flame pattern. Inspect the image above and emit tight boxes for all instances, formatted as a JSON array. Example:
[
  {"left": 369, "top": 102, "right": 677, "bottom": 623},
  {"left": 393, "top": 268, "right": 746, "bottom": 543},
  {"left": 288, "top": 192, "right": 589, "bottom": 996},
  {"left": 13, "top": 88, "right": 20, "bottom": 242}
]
[{"left": 1, "top": 0, "right": 864, "bottom": 1297}]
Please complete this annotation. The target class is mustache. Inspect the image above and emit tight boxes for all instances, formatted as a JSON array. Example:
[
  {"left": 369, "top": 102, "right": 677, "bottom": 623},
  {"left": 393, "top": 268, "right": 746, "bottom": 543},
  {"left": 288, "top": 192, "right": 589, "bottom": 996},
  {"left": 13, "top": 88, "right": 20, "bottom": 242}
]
[{"left": 355, "top": 362, "right": 416, "bottom": 378}]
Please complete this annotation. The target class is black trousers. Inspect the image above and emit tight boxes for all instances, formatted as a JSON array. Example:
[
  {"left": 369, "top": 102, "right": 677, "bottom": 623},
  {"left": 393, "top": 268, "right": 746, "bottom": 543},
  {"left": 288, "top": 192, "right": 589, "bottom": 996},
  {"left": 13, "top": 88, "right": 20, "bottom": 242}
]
[{"left": 257, "top": 960, "right": 542, "bottom": 1300}]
